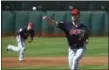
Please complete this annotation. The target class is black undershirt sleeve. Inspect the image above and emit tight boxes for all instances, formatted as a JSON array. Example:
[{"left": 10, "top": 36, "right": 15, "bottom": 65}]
[{"left": 57, "top": 22, "right": 68, "bottom": 33}]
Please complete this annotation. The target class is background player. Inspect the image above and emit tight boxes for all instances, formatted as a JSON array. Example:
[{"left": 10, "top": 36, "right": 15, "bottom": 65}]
[
  {"left": 43, "top": 8, "right": 89, "bottom": 70},
  {"left": 7, "top": 22, "right": 35, "bottom": 62}
]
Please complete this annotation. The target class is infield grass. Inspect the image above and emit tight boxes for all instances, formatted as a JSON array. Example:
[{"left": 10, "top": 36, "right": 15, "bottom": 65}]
[{"left": 2, "top": 37, "right": 108, "bottom": 57}]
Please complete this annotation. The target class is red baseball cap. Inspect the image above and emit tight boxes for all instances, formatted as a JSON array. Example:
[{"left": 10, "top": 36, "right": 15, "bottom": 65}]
[
  {"left": 28, "top": 22, "right": 34, "bottom": 28},
  {"left": 71, "top": 8, "right": 80, "bottom": 16}
]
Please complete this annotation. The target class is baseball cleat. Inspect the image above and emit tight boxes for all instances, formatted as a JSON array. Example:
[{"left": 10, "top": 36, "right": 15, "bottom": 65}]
[{"left": 19, "top": 60, "right": 24, "bottom": 62}]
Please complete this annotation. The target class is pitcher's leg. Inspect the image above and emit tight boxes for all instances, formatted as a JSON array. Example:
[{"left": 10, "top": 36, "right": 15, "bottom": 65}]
[
  {"left": 7, "top": 44, "right": 19, "bottom": 52},
  {"left": 18, "top": 41, "right": 25, "bottom": 61},
  {"left": 71, "top": 47, "right": 86, "bottom": 70},
  {"left": 68, "top": 48, "right": 73, "bottom": 69},
  {"left": 68, "top": 48, "right": 76, "bottom": 70},
  {"left": 19, "top": 48, "right": 25, "bottom": 61}
]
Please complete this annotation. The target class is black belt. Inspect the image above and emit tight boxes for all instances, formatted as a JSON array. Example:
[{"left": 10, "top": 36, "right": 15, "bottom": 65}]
[{"left": 70, "top": 44, "right": 84, "bottom": 49}]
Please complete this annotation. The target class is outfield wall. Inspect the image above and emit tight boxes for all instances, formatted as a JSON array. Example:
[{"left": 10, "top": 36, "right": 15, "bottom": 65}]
[{"left": 2, "top": 11, "right": 108, "bottom": 36}]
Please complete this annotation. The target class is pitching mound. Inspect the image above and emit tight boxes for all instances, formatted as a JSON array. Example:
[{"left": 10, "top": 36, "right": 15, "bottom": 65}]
[{"left": 2, "top": 56, "right": 108, "bottom": 67}]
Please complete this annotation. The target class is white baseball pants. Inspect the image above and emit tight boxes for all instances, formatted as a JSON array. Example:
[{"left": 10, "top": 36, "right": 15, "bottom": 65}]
[
  {"left": 68, "top": 46, "right": 86, "bottom": 70},
  {"left": 7, "top": 35, "right": 25, "bottom": 61}
]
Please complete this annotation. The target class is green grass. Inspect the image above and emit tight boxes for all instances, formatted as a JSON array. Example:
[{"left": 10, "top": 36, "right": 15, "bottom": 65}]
[
  {"left": 2, "top": 37, "right": 108, "bottom": 57},
  {"left": 2, "top": 65, "right": 108, "bottom": 70},
  {"left": 2, "top": 37, "right": 108, "bottom": 69}
]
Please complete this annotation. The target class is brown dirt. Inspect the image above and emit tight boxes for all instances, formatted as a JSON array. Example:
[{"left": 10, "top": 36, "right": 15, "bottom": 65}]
[{"left": 2, "top": 56, "right": 108, "bottom": 68}]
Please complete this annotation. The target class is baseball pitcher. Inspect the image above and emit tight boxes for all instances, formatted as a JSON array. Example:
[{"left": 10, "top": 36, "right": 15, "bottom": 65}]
[
  {"left": 43, "top": 8, "right": 89, "bottom": 70},
  {"left": 7, "top": 22, "right": 35, "bottom": 62}
]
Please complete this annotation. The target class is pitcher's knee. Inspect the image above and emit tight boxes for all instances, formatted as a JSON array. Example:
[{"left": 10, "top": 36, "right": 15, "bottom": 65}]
[
  {"left": 73, "top": 57, "right": 79, "bottom": 62},
  {"left": 19, "top": 47, "right": 25, "bottom": 51}
]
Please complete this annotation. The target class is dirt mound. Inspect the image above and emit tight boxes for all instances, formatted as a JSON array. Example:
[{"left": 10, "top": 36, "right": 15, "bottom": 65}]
[{"left": 2, "top": 56, "right": 108, "bottom": 67}]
